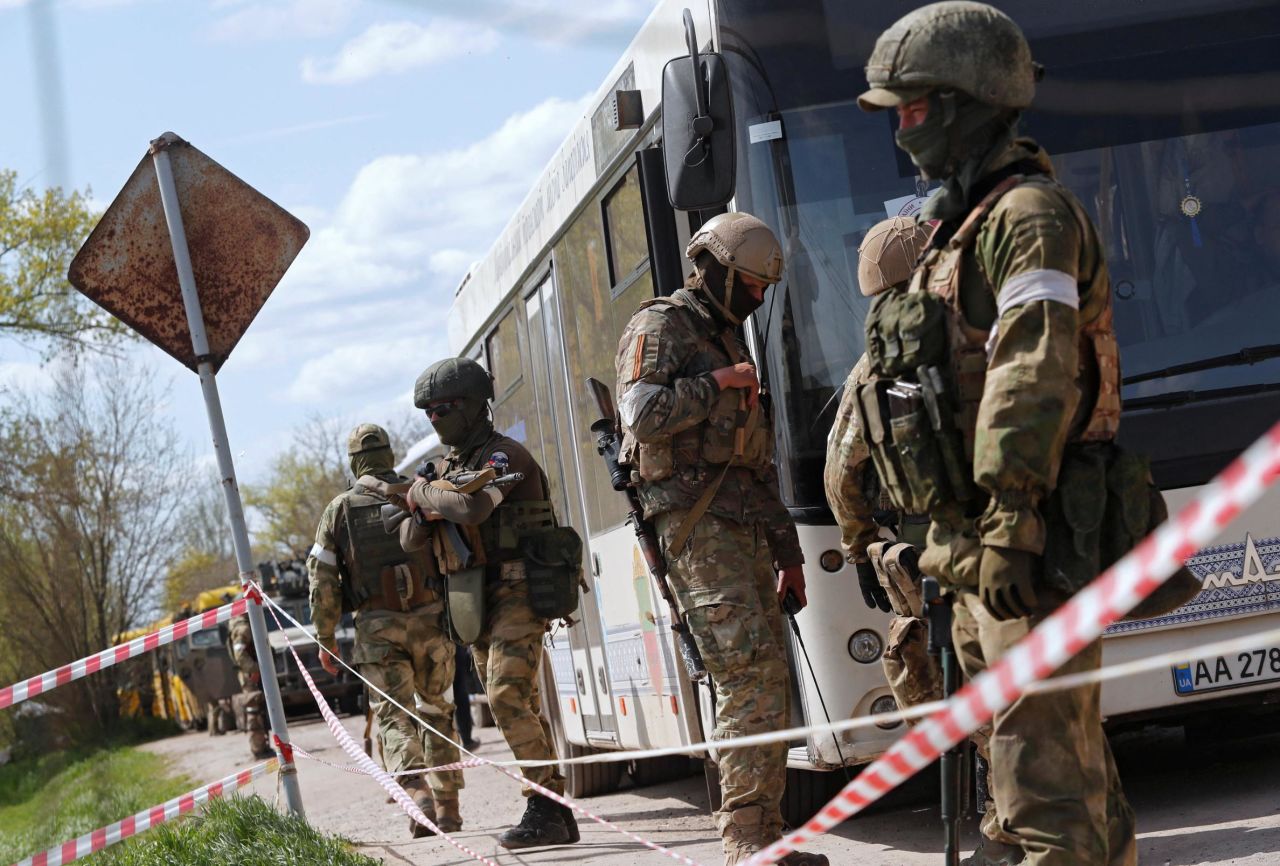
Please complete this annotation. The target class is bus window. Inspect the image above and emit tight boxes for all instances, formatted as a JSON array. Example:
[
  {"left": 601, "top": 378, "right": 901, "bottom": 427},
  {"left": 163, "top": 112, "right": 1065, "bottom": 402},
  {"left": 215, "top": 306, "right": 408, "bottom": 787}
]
[
  {"left": 602, "top": 167, "right": 650, "bottom": 290},
  {"left": 487, "top": 309, "right": 523, "bottom": 401},
  {"left": 720, "top": 0, "right": 1280, "bottom": 507},
  {"left": 556, "top": 201, "right": 657, "bottom": 534},
  {"left": 487, "top": 307, "right": 538, "bottom": 450}
]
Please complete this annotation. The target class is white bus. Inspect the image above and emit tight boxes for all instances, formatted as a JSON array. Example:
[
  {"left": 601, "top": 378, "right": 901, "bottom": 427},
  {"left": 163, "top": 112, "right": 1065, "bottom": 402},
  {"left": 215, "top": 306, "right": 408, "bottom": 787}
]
[{"left": 433, "top": 0, "right": 1280, "bottom": 822}]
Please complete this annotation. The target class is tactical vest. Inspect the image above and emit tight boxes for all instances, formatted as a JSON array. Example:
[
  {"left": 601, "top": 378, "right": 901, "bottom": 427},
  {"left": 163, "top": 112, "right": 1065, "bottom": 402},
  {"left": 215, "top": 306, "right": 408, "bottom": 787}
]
[
  {"left": 622, "top": 292, "right": 773, "bottom": 483},
  {"left": 337, "top": 482, "right": 440, "bottom": 613},
  {"left": 862, "top": 174, "right": 1121, "bottom": 517}
]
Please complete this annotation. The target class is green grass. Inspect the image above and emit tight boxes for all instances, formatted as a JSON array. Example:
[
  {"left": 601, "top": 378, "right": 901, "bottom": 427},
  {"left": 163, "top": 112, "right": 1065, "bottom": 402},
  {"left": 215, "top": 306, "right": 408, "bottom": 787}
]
[
  {"left": 1, "top": 746, "right": 377, "bottom": 866},
  {"left": 90, "top": 795, "right": 379, "bottom": 866},
  {"left": 0, "top": 746, "right": 192, "bottom": 864}
]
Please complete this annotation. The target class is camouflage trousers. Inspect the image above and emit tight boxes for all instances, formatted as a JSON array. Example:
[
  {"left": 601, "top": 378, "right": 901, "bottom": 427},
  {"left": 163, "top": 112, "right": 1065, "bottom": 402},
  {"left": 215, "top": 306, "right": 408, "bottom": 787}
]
[
  {"left": 655, "top": 511, "right": 790, "bottom": 851},
  {"left": 472, "top": 563, "right": 564, "bottom": 797},
  {"left": 953, "top": 590, "right": 1136, "bottom": 866},
  {"left": 355, "top": 606, "right": 462, "bottom": 795},
  {"left": 233, "top": 687, "right": 268, "bottom": 755}
]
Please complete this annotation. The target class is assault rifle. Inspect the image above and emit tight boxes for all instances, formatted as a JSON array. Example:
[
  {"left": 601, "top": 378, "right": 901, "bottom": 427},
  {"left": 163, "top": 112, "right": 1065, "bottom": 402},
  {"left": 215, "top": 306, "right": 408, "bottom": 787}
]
[
  {"left": 586, "top": 377, "right": 707, "bottom": 682},
  {"left": 923, "top": 575, "right": 962, "bottom": 866},
  {"left": 376, "top": 465, "right": 525, "bottom": 568}
]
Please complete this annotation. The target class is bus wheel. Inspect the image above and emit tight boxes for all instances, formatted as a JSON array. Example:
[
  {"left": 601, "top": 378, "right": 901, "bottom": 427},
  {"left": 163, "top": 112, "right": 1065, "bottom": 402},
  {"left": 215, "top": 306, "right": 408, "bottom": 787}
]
[
  {"left": 781, "top": 768, "right": 844, "bottom": 828},
  {"left": 561, "top": 740, "right": 626, "bottom": 798},
  {"left": 628, "top": 755, "right": 696, "bottom": 788}
]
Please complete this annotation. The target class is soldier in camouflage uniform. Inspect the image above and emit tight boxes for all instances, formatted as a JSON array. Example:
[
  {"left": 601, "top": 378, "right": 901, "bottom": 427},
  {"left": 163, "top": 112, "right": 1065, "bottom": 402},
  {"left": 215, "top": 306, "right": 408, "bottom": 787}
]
[
  {"left": 403, "top": 358, "right": 579, "bottom": 851},
  {"left": 857, "top": 4, "right": 1136, "bottom": 864},
  {"left": 615, "top": 213, "right": 827, "bottom": 866},
  {"left": 225, "top": 612, "right": 273, "bottom": 760},
  {"left": 824, "top": 215, "right": 1023, "bottom": 865},
  {"left": 307, "top": 423, "right": 463, "bottom": 839}
]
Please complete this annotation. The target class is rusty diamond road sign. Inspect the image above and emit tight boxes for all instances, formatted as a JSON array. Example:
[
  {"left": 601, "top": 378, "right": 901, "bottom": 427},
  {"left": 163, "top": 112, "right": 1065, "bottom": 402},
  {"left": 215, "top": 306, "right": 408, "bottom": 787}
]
[{"left": 68, "top": 132, "right": 309, "bottom": 372}]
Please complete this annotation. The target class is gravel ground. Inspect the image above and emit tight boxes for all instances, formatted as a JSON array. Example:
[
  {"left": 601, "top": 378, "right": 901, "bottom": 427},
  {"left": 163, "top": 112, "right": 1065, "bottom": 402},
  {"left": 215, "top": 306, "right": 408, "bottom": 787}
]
[{"left": 142, "top": 710, "right": 1280, "bottom": 866}]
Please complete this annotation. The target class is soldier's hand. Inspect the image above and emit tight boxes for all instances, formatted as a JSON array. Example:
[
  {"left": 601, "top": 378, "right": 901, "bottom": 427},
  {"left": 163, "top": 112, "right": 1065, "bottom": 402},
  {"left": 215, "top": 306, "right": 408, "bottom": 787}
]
[
  {"left": 319, "top": 638, "right": 340, "bottom": 676},
  {"left": 711, "top": 362, "right": 761, "bottom": 407},
  {"left": 855, "top": 560, "right": 892, "bottom": 613},
  {"left": 979, "top": 547, "right": 1040, "bottom": 621},
  {"left": 777, "top": 564, "right": 808, "bottom": 609}
]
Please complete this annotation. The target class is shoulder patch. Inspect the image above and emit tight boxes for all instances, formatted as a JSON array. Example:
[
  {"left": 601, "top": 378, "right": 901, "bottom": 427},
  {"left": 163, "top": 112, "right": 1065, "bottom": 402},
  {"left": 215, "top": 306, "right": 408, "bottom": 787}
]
[{"left": 488, "top": 451, "right": 510, "bottom": 472}]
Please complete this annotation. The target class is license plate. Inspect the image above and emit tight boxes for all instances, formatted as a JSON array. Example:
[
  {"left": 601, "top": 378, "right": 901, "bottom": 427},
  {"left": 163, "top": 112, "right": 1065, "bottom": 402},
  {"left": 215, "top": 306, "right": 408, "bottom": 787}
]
[{"left": 1172, "top": 647, "right": 1280, "bottom": 695}]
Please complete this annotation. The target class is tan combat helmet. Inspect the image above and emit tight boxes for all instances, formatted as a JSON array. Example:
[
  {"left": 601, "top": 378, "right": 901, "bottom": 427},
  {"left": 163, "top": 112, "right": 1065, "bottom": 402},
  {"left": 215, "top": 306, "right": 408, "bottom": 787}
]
[
  {"left": 347, "top": 423, "right": 391, "bottom": 455},
  {"left": 858, "top": 1, "right": 1040, "bottom": 112},
  {"left": 857, "top": 216, "right": 931, "bottom": 296},
  {"left": 686, "top": 212, "right": 784, "bottom": 324}
]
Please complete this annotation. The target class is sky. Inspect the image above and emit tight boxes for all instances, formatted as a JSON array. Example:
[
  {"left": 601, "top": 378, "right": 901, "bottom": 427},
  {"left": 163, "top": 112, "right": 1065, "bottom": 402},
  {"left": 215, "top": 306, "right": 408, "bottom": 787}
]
[{"left": 0, "top": 0, "right": 655, "bottom": 483}]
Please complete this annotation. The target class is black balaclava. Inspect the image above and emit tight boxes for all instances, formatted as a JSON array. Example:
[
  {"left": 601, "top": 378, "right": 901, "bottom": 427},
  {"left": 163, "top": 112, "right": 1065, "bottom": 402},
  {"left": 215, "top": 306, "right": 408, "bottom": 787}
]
[{"left": 692, "top": 251, "right": 765, "bottom": 327}]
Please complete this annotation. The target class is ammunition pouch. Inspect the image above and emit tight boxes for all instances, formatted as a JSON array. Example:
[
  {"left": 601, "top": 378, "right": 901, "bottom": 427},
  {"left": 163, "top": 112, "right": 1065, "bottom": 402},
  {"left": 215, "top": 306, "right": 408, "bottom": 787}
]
[
  {"left": 857, "top": 374, "right": 972, "bottom": 515},
  {"left": 1043, "top": 443, "right": 1201, "bottom": 614},
  {"left": 447, "top": 566, "right": 486, "bottom": 644},
  {"left": 882, "top": 616, "right": 944, "bottom": 717},
  {"left": 865, "top": 287, "right": 949, "bottom": 378},
  {"left": 519, "top": 525, "right": 583, "bottom": 620}
]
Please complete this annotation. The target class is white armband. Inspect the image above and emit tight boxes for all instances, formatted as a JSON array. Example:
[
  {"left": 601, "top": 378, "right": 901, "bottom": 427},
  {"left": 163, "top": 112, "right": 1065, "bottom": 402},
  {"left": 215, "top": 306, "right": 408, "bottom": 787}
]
[{"left": 309, "top": 543, "right": 338, "bottom": 567}]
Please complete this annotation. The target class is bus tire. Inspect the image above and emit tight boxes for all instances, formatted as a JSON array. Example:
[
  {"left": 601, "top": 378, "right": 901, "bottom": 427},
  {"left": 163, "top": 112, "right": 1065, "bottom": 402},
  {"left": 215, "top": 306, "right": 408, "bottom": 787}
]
[
  {"left": 561, "top": 740, "right": 626, "bottom": 798},
  {"left": 781, "top": 768, "right": 843, "bottom": 828},
  {"left": 628, "top": 755, "right": 696, "bottom": 788}
]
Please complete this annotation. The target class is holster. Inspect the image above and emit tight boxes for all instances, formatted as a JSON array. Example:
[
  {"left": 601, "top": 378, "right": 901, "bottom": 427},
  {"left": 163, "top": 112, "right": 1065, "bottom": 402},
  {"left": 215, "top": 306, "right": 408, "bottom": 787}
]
[{"left": 447, "top": 567, "right": 487, "bottom": 644}]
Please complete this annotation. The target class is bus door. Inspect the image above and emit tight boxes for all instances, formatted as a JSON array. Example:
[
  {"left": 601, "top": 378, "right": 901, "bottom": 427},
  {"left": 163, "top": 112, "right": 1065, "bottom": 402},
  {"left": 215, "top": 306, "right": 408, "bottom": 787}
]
[{"left": 523, "top": 267, "right": 618, "bottom": 742}]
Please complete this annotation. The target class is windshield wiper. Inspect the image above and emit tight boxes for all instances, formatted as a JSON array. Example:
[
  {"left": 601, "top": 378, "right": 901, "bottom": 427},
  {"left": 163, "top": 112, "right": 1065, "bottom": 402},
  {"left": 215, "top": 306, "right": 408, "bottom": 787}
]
[
  {"left": 1123, "top": 381, "right": 1280, "bottom": 411},
  {"left": 1122, "top": 343, "right": 1280, "bottom": 386}
]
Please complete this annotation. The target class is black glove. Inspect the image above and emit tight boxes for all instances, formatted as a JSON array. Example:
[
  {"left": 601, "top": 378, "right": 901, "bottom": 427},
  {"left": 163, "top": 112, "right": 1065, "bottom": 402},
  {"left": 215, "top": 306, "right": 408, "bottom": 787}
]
[
  {"left": 856, "top": 560, "right": 892, "bottom": 613},
  {"left": 979, "top": 547, "right": 1041, "bottom": 621}
]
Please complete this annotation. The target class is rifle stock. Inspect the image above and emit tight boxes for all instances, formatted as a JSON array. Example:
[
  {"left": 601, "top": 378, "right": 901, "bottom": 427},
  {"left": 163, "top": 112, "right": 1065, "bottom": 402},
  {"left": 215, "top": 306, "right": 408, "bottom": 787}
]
[{"left": 587, "top": 377, "right": 707, "bottom": 683}]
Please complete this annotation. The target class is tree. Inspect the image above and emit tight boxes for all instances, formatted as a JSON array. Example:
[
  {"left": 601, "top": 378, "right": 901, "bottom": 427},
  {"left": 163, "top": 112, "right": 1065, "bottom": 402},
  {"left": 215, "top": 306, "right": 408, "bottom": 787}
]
[
  {"left": 245, "top": 409, "right": 432, "bottom": 557},
  {"left": 0, "top": 170, "right": 130, "bottom": 351},
  {"left": 0, "top": 359, "right": 187, "bottom": 735},
  {"left": 163, "top": 467, "right": 238, "bottom": 612}
]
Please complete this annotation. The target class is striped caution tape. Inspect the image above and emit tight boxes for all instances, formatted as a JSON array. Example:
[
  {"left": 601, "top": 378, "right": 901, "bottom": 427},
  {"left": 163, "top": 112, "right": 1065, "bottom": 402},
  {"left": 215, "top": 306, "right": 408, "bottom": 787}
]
[
  {"left": 291, "top": 744, "right": 486, "bottom": 777},
  {"left": 745, "top": 420, "right": 1280, "bottom": 865},
  {"left": 0, "top": 598, "right": 249, "bottom": 711},
  {"left": 263, "top": 599, "right": 709, "bottom": 866},
  {"left": 10, "top": 758, "right": 276, "bottom": 866}
]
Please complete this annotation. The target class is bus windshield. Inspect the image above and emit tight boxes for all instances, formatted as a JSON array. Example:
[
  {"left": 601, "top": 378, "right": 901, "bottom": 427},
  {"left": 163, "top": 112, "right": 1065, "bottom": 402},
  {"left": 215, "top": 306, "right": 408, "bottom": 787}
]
[{"left": 721, "top": 0, "right": 1280, "bottom": 509}]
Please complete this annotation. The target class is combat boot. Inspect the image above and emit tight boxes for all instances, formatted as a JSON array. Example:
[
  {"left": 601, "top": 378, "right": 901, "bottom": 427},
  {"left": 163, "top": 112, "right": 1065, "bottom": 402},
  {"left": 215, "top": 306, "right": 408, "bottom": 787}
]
[
  {"left": 559, "top": 801, "right": 580, "bottom": 844},
  {"left": 248, "top": 731, "right": 274, "bottom": 760},
  {"left": 433, "top": 794, "right": 462, "bottom": 833},
  {"left": 961, "top": 838, "right": 1025, "bottom": 866},
  {"left": 497, "top": 794, "right": 571, "bottom": 849},
  {"left": 722, "top": 807, "right": 829, "bottom": 866},
  {"left": 407, "top": 785, "right": 438, "bottom": 839}
]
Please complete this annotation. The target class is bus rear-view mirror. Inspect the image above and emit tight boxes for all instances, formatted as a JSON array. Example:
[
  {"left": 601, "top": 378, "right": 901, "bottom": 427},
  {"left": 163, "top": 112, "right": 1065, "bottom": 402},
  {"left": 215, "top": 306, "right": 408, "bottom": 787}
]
[{"left": 661, "top": 9, "right": 735, "bottom": 211}]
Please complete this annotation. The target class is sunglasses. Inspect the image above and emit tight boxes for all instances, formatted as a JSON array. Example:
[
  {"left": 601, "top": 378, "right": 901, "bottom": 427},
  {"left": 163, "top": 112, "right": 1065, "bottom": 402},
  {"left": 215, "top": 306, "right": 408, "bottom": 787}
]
[{"left": 424, "top": 398, "right": 463, "bottom": 419}]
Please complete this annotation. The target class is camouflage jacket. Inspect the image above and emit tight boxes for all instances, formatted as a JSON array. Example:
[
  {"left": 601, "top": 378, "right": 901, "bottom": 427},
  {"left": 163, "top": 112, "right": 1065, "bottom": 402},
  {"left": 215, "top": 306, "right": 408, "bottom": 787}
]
[
  {"left": 226, "top": 613, "right": 258, "bottom": 678},
  {"left": 615, "top": 286, "right": 803, "bottom": 568},
  {"left": 823, "top": 355, "right": 881, "bottom": 563}
]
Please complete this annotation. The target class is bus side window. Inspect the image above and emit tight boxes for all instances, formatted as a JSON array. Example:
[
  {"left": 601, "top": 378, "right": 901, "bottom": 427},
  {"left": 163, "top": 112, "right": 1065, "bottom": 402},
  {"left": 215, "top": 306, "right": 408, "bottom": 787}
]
[
  {"left": 488, "top": 307, "right": 537, "bottom": 449},
  {"left": 602, "top": 167, "right": 650, "bottom": 293}
]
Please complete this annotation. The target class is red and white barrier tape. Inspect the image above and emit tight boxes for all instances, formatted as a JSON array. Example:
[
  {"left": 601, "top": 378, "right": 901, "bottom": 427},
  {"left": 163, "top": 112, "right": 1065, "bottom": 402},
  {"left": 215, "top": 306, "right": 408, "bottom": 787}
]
[
  {"left": 264, "top": 599, "right": 708, "bottom": 865},
  {"left": 11, "top": 758, "right": 276, "bottom": 866},
  {"left": 0, "top": 599, "right": 249, "bottom": 711},
  {"left": 291, "top": 744, "right": 485, "bottom": 777},
  {"left": 747, "top": 421, "right": 1280, "bottom": 865}
]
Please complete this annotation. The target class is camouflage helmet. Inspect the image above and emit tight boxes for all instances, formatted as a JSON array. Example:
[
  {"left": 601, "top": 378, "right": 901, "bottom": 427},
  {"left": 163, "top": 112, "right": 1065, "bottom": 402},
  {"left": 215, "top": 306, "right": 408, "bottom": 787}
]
[
  {"left": 858, "top": 2, "right": 1039, "bottom": 112},
  {"left": 857, "top": 216, "right": 931, "bottom": 296},
  {"left": 413, "top": 357, "right": 494, "bottom": 409},
  {"left": 347, "top": 423, "right": 391, "bottom": 455},
  {"left": 686, "top": 212, "right": 784, "bottom": 284}
]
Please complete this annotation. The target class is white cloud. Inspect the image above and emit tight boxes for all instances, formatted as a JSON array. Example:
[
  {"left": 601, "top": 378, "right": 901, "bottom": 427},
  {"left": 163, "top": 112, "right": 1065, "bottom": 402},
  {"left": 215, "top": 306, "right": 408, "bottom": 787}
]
[
  {"left": 301, "top": 18, "right": 500, "bottom": 85},
  {"left": 261, "top": 94, "right": 587, "bottom": 405},
  {"left": 210, "top": 0, "right": 356, "bottom": 42},
  {"left": 458, "top": 0, "right": 654, "bottom": 44}
]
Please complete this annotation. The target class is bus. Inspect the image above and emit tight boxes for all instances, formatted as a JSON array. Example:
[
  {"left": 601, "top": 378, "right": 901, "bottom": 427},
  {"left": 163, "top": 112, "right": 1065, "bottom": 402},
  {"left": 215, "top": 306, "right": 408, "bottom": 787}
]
[{"left": 430, "top": 0, "right": 1280, "bottom": 821}]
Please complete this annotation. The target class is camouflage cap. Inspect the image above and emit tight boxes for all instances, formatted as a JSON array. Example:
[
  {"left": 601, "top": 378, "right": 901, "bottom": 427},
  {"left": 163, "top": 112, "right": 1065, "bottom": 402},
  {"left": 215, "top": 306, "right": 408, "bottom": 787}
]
[
  {"left": 413, "top": 357, "right": 494, "bottom": 409},
  {"left": 859, "top": 2, "right": 1039, "bottom": 112},
  {"left": 857, "top": 216, "right": 931, "bottom": 296},
  {"left": 347, "top": 423, "right": 391, "bottom": 455}
]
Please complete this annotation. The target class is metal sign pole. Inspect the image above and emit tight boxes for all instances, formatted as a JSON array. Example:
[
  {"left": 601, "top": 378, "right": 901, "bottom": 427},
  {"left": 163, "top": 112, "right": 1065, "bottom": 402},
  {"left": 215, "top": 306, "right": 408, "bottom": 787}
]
[{"left": 150, "top": 140, "right": 304, "bottom": 817}]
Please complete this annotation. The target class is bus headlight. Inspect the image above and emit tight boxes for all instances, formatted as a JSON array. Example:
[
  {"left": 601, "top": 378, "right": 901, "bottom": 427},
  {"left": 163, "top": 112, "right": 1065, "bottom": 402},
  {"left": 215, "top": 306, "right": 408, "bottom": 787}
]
[
  {"left": 870, "top": 695, "right": 902, "bottom": 729},
  {"left": 847, "top": 629, "right": 883, "bottom": 664}
]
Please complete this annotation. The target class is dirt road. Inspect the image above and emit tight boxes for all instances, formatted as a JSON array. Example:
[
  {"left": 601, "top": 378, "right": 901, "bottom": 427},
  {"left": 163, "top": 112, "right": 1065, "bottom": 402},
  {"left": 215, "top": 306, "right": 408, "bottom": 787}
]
[{"left": 143, "top": 711, "right": 1280, "bottom": 865}]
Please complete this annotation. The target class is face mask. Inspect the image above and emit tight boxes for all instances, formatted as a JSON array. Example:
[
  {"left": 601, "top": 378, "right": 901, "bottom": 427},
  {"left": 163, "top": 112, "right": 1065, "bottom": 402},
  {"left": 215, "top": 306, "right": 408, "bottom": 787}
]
[
  {"left": 431, "top": 398, "right": 489, "bottom": 447},
  {"left": 894, "top": 92, "right": 1009, "bottom": 182},
  {"left": 350, "top": 446, "right": 394, "bottom": 479},
  {"left": 694, "top": 254, "right": 765, "bottom": 326},
  {"left": 726, "top": 273, "right": 765, "bottom": 323}
]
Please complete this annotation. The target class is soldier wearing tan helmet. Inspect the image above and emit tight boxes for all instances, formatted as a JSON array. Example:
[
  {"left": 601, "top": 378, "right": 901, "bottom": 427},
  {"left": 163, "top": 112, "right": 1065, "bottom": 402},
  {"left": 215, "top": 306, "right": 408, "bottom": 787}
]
[
  {"left": 307, "top": 423, "right": 464, "bottom": 839},
  {"left": 614, "top": 212, "right": 826, "bottom": 866},
  {"left": 858, "top": 3, "right": 1141, "bottom": 864},
  {"left": 825, "top": 215, "right": 1024, "bottom": 865}
]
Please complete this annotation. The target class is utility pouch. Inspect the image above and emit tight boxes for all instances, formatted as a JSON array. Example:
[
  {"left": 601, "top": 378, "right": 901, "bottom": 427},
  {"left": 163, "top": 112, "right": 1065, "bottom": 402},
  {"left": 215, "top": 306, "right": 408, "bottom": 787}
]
[
  {"left": 866, "top": 288, "right": 949, "bottom": 378},
  {"left": 1118, "top": 457, "right": 1203, "bottom": 621},
  {"left": 447, "top": 567, "right": 486, "bottom": 644},
  {"left": 635, "top": 435, "right": 675, "bottom": 482},
  {"left": 1042, "top": 443, "right": 1109, "bottom": 594},
  {"left": 887, "top": 383, "right": 951, "bottom": 514},
  {"left": 856, "top": 379, "right": 912, "bottom": 513},
  {"left": 519, "top": 526, "right": 584, "bottom": 620}
]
